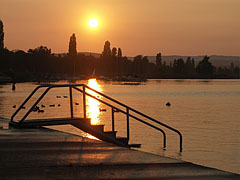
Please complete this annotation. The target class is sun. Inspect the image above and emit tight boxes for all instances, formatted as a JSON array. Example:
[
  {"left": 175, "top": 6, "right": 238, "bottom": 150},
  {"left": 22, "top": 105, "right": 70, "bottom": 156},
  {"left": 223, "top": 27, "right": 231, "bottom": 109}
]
[{"left": 88, "top": 18, "right": 98, "bottom": 28}]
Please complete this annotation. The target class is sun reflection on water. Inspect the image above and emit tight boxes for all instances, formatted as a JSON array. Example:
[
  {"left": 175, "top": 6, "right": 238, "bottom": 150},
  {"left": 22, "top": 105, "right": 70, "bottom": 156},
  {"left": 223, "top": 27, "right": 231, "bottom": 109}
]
[{"left": 87, "top": 78, "right": 101, "bottom": 125}]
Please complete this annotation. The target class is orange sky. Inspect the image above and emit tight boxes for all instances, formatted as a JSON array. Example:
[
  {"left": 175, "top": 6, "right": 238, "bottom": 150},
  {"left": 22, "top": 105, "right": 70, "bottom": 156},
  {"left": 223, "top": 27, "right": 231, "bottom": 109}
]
[{"left": 1, "top": 0, "right": 240, "bottom": 56}]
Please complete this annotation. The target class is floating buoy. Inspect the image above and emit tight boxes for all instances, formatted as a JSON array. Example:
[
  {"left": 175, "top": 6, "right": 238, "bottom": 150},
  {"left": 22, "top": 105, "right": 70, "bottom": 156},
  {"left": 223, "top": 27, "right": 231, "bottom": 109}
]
[
  {"left": 166, "top": 102, "right": 171, "bottom": 107},
  {"left": 38, "top": 109, "right": 44, "bottom": 113},
  {"left": 12, "top": 83, "right": 16, "bottom": 91},
  {"left": 12, "top": 105, "right": 16, "bottom": 108},
  {"left": 49, "top": 104, "right": 55, "bottom": 107},
  {"left": 56, "top": 96, "right": 61, "bottom": 98},
  {"left": 41, "top": 104, "right": 45, "bottom": 108},
  {"left": 57, "top": 104, "right": 61, "bottom": 107},
  {"left": 63, "top": 96, "right": 68, "bottom": 98},
  {"left": 75, "top": 103, "right": 79, "bottom": 105},
  {"left": 21, "top": 106, "right": 25, "bottom": 109}
]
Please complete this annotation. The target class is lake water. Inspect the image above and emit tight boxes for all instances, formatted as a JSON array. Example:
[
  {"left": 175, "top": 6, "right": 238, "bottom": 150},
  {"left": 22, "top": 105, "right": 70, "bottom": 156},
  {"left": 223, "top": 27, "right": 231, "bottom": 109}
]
[{"left": 0, "top": 79, "right": 239, "bottom": 174}]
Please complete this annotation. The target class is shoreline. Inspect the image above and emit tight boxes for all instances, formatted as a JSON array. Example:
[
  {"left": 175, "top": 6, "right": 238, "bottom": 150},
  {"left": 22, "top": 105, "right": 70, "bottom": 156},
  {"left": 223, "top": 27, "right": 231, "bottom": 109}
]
[{"left": 1, "top": 76, "right": 240, "bottom": 85}]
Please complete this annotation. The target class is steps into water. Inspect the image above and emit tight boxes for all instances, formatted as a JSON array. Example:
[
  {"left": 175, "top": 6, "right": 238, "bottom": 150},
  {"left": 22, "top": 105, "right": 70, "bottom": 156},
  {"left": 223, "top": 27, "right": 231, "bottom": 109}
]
[
  {"left": 10, "top": 84, "right": 183, "bottom": 151},
  {"left": 9, "top": 117, "right": 140, "bottom": 148}
]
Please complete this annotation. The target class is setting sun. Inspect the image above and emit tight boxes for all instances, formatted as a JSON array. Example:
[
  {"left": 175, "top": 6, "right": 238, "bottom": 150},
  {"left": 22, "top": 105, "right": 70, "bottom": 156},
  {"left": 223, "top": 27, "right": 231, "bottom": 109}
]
[{"left": 88, "top": 18, "right": 98, "bottom": 28}]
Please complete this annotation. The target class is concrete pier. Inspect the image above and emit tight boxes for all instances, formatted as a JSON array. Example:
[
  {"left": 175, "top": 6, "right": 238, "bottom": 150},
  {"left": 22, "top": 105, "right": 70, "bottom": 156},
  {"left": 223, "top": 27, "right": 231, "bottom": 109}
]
[{"left": 0, "top": 121, "right": 239, "bottom": 179}]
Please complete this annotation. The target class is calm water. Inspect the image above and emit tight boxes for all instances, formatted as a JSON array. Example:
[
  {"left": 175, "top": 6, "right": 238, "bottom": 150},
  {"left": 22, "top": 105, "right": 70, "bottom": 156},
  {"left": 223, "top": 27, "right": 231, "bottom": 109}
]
[{"left": 0, "top": 79, "right": 239, "bottom": 174}]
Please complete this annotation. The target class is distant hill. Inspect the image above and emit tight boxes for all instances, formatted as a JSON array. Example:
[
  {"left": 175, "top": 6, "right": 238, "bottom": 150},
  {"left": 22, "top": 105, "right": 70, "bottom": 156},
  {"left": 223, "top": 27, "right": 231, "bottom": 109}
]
[
  {"left": 145, "top": 55, "right": 240, "bottom": 68},
  {"left": 79, "top": 52, "right": 101, "bottom": 58},
  {"left": 54, "top": 52, "right": 101, "bottom": 58},
  {"left": 58, "top": 52, "right": 240, "bottom": 68}
]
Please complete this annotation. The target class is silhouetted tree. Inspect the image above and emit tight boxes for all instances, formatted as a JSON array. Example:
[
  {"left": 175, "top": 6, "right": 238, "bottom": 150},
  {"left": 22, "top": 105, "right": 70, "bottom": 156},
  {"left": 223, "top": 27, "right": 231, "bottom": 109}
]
[
  {"left": 68, "top": 33, "right": 77, "bottom": 56},
  {"left": 173, "top": 58, "right": 184, "bottom": 74},
  {"left": 28, "top": 46, "right": 51, "bottom": 55},
  {"left": 102, "top": 41, "right": 111, "bottom": 57},
  {"left": 196, "top": 56, "right": 214, "bottom": 76},
  {"left": 112, "top": 47, "right": 117, "bottom": 57},
  {"left": 142, "top": 56, "right": 149, "bottom": 75},
  {"left": 132, "top": 55, "right": 150, "bottom": 76},
  {"left": 230, "top": 63, "right": 234, "bottom": 72},
  {"left": 184, "top": 57, "right": 195, "bottom": 75},
  {"left": 192, "top": 58, "right": 195, "bottom": 69},
  {"left": 233, "top": 67, "right": 240, "bottom": 78},
  {"left": 68, "top": 33, "right": 77, "bottom": 76},
  {"left": 28, "top": 46, "right": 52, "bottom": 73},
  {"left": 100, "top": 41, "right": 113, "bottom": 76},
  {"left": 133, "top": 55, "right": 142, "bottom": 74},
  {"left": 117, "top": 48, "right": 122, "bottom": 60},
  {"left": 0, "top": 19, "right": 4, "bottom": 50}
]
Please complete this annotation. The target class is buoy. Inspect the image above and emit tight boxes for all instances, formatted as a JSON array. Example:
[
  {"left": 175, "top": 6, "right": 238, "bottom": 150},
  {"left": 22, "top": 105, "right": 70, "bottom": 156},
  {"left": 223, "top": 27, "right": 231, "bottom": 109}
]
[
  {"left": 49, "top": 104, "right": 55, "bottom": 107},
  {"left": 75, "top": 103, "right": 79, "bottom": 105},
  {"left": 63, "top": 96, "right": 68, "bottom": 98},
  {"left": 12, "top": 105, "right": 16, "bottom": 108},
  {"left": 38, "top": 109, "right": 44, "bottom": 113},
  {"left": 12, "top": 83, "right": 16, "bottom": 91},
  {"left": 166, "top": 102, "right": 171, "bottom": 107},
  {"left": 56, "top": 96, "right": 61, "bottom": 98},
  {"left": 41, "top": 104, "right": 45, "bottom": 108},
  {"left": 57, "top": 104, "right": 61, "bottom": 107}
]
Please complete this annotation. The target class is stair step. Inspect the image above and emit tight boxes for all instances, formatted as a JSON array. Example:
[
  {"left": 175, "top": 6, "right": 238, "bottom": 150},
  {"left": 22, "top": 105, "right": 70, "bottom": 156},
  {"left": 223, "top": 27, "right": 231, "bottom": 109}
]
[
  {"left": 9, "top": 118, "right": 91, "bottom": 128},
  {"left": 116, "top": 137, "right": 129, "bottom": 145},
  {"left": 104, "top": 131, "right": 117, "bottom": 138},
  {"left": 90, "top": 124, "right": 104, "bottom": 133},
  {"left": 128, "top": 144, "right": 141, "bottom": 148},
  {"left": 79, "top": 118, "right": 91, "bottom": 125}
]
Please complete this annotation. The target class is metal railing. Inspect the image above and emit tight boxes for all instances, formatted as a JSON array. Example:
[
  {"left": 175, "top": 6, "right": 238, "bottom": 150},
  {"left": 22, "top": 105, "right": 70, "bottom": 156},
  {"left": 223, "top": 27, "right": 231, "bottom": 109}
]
[{"left": 11, "top": 84, "right": 183, "bottom": 151}]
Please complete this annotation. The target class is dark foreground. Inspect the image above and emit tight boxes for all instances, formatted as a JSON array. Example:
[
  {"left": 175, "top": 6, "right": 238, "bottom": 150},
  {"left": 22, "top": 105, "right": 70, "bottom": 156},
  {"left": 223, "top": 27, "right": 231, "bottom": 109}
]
[{"left": 0, "top": 120, "right": 239, "bottom": 180}]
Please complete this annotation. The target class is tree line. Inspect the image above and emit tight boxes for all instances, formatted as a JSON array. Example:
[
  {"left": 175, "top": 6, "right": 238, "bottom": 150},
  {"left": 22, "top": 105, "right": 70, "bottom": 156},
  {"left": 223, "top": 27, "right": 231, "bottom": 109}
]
[{"left": 0, "top": 20, "right": 239, "bottom": 82}]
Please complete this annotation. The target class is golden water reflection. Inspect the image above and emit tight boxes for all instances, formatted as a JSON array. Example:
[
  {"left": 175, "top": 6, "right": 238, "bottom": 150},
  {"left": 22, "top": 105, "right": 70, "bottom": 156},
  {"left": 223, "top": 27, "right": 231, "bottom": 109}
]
[{"left": 87, "top": 78, "right": 101, "bottom": 125}]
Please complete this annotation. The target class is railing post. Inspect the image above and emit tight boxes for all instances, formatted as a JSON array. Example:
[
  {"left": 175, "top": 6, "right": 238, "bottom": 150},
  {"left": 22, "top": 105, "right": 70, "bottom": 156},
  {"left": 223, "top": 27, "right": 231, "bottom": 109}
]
[
  {"left": 112, "top": 108, "right": 115, "bottom": 132},
  {"left": 180, "top": 134, "right": 183, "bottom": 152},
  {"left": 83, "top": 86, "right": 87, "bottom": 119},
  {"left": 69, "top": 87, "right": 73, "bottom": 119},
  {"left": 126, "top": 108, "right": 130, "bottom": 140}
]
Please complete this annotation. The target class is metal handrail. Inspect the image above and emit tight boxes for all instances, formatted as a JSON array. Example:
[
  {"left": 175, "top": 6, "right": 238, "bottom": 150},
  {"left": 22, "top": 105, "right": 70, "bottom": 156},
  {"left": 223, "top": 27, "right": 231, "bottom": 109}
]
[
  {"left": 11, "top": 84, "right": 85, "bottom": 122},
  {"left": 78, "top": 85, "right": 182, "bottom": 151},
  {"left": 73, "top": 86, "right": 167, "bottom": 149},
  {"left": 11, "top": 84, "right": 183, "bottom": 151}
]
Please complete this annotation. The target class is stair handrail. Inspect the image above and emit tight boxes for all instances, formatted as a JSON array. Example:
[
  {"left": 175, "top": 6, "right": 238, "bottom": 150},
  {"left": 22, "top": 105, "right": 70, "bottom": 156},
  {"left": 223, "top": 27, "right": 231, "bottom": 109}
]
[
  {"left": 11, "top": 84, "right": 85, "bottom": 122},
  {"left": 78, "top": 84, "right": 183, "bottom": 152},
  {"left": 10, "top": 83, "right": 182, "bottom": 151},
  {"left": 73, "top": 86, "right": 167, "bottom": 149}
]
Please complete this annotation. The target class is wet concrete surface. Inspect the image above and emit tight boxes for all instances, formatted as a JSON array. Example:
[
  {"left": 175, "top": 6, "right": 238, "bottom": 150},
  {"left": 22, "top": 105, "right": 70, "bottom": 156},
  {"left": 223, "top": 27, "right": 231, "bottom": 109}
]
[{"left": 0, "top": 122, "right": 239, "bottom": 179}]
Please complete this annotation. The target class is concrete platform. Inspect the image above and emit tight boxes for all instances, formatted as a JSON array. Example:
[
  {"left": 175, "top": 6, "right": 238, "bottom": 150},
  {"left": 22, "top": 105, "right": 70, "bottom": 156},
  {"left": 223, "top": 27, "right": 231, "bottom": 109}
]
[{"left": 0, "top": 122, "right": 239, "bottom": 179}]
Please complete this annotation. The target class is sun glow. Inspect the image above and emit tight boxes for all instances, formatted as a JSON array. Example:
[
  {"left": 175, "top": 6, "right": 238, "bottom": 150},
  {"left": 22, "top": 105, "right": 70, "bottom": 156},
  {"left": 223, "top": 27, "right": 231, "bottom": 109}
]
[
  {"left": 88, "top": 18, "right": 98, "bottom": 28},
  {"left": 87, "top": 79, "right": 101, "bottom": 124}
]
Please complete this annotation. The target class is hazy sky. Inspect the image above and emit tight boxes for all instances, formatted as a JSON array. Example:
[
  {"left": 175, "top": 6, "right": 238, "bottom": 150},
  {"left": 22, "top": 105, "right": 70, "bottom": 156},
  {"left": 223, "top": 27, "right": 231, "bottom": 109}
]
[{"left": 1, "top": 0, "right": 240, "bottom": 56}]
